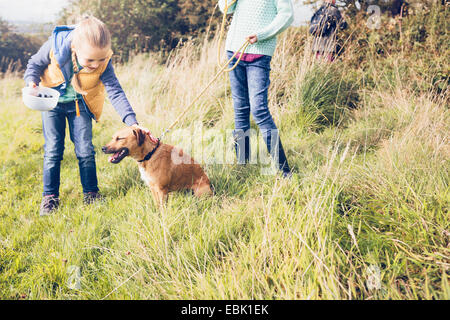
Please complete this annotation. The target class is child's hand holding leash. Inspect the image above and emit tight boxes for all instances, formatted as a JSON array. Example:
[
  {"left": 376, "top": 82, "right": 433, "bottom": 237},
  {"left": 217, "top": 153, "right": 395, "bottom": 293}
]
[{"left": 246, "top": 34, "right": 258, "bottom": 44}]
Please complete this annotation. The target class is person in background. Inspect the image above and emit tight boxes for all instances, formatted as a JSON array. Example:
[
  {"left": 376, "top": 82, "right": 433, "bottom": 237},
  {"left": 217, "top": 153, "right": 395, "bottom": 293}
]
[
  {"left": 218, "top": 0, "right": 293, "bottom": 178},
  {"left": 310, "top": 0, "right": 347, "bottom": 62},
  {"left": 24, "top": 16, "right": 150, "bottom": 216}
]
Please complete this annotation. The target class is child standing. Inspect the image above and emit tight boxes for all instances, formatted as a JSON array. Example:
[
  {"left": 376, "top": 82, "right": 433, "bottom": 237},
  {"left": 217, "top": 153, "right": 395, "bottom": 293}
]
[
  {"left": 218, "top": 0, "right": 293, "bottom": 177},
  {"left": 24, "top": 16, "right": 149, "bottom": 216}
]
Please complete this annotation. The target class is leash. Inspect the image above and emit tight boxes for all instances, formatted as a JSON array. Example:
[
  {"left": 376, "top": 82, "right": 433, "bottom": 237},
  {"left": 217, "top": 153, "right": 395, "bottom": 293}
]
[
  {"left": 159, "top": 0, "right": 250, "bottom": 141},
  {"left": 216, "top": 0, "right": 249, "bottom": 71}
]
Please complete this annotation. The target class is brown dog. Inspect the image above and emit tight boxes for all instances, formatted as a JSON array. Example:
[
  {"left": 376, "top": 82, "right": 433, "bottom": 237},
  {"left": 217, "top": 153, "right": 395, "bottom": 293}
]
[{"left": 102, "top": 127, "right": 212, "bottom": 207}]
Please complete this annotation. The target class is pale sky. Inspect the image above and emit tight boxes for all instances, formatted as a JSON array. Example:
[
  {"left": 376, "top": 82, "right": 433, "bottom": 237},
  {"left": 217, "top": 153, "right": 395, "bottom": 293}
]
[
  {"left": 292, "top": 0, "right": 314, "bottom": 26},
  {"left": 0, "top": 0, "right": 313, "bottom": 25},
  {"left": 0, "top": 0, "right": 69, "bottom": 22}
]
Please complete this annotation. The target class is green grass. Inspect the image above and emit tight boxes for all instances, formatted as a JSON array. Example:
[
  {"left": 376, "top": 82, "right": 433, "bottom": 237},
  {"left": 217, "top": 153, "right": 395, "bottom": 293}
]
[{"left": 0, "top": 8, "right": 449, "bottom": 299}]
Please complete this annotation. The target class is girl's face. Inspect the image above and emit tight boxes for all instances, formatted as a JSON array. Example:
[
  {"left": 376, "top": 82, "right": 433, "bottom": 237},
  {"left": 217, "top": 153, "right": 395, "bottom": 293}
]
[{"left": 75, "top": 43, "right": 110, "bottom": 73}]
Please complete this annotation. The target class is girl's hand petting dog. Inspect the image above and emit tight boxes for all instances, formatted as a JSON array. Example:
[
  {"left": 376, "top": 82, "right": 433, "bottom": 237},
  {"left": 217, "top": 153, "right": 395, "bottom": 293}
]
[
  {"left": 131, "top": 123, "right": 150, "bottom": 135},
  {"left": 132, "top": 123, "right": 150, "bottom": 134},
  {"left": 131, "top": 124, "right": 158, "bottom": 143}
]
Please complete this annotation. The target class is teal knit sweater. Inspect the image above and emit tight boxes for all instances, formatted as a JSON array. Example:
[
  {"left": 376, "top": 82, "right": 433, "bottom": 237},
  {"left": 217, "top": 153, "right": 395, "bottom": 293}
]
[{"left": 218, "top": 0, "right": 294, "bottom": 56}]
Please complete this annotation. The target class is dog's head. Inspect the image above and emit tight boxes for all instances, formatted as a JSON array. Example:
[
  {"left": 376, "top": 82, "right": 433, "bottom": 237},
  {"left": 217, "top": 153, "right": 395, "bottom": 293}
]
[{"left": 102, "top": 127, "right": 149, "bottom": 164}]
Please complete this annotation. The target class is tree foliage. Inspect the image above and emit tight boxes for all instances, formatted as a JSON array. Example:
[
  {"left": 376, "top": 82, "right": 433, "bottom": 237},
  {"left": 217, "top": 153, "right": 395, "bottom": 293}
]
[
  {"left": 0, "top": 19, "right": 42, "bottom": 73},
  {"left": 60, "top": 0, "right": 221, "bottom": 61},
  {"left": 177, "top": 0, "right": 220, "bottom": 35}
]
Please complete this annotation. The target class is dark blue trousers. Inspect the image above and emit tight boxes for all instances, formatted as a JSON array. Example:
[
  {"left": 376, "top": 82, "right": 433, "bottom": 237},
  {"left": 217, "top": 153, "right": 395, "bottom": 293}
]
[{"left": 41, "top": 101, "right": 98, "bottom": 196}]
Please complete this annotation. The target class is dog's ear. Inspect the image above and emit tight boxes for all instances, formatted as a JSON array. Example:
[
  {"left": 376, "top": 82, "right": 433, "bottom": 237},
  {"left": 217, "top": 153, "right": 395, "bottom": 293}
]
[{"left": 133, "top": 128, "right": 146, "bottom": 146}]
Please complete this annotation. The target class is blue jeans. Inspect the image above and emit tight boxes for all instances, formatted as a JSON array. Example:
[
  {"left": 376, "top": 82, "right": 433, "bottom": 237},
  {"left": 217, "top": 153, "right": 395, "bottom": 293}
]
[
  {"left": 41, "top": 101, "right": 98, "bottom": 196},
  {"left": 227, "top": 51, "right": 290, "bottom": 173}
]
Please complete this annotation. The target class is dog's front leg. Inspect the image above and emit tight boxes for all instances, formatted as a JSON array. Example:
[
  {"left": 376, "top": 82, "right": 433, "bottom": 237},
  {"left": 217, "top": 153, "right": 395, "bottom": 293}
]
[
  {"left": 150, "top": 187, "right": 159, "bottom": 208},
  {"left": 157, "top": 188, "right": 169, "bottom": 208},
  {"left": 151, "top": 186, "right": 168, "bottom": 209}
]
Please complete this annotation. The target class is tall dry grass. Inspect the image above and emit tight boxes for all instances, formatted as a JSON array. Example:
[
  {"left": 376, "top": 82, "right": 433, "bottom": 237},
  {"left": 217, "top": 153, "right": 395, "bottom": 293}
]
[{"left": 0, "top": 6, "right": 448, "bottom": 299}]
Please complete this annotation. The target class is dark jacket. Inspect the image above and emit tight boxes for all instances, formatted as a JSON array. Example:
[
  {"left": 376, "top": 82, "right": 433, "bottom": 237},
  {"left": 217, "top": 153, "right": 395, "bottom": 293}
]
[
  {"left": 310, "top": 3, "right": 347, "bottom": 53},
  {"left": 310, "top": 3, "right": 347, "bottom": 36}
]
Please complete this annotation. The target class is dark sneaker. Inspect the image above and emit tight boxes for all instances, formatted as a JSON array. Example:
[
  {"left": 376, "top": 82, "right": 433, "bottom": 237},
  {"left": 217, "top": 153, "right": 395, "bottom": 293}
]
[
  {"left": 40, "top": 195, "right": 60, "bottom": 216},
  {"left": 83, "top": 192, "right": 104, "bottom": 205}
]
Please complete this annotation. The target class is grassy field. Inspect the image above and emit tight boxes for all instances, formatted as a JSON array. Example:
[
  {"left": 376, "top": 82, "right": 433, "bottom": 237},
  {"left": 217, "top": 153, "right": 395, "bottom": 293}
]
[{"left": 0, "top": 6, "right": 449, "bottom": 300}]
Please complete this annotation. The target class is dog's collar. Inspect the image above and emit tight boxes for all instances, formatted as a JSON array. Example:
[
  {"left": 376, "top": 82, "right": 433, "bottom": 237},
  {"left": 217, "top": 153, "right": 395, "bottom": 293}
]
[{"left": 138, "top": 139, "right": 161, "bottom": 163}]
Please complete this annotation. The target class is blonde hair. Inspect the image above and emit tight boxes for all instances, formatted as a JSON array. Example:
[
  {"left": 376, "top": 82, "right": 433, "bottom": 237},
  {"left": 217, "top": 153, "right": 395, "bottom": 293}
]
[
  {"left": 72, "top": 15, "right": 111, "bottom": 49},
  {"left": 71, "top": 16, "right": 111, "bottom": 95}
]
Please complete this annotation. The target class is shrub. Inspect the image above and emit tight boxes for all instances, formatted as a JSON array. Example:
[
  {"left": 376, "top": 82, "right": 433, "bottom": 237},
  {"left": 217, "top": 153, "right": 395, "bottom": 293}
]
[
  {"left": 296, "top": 63, "right": 359, "bottom": 129},
  {"left": 0, "top": 19, "right": 42, "bottom": 73}
]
